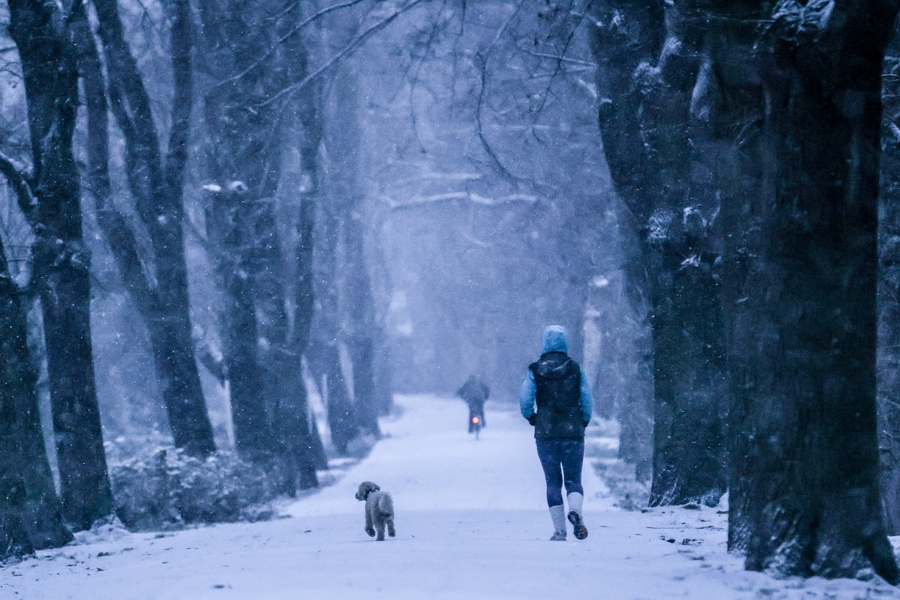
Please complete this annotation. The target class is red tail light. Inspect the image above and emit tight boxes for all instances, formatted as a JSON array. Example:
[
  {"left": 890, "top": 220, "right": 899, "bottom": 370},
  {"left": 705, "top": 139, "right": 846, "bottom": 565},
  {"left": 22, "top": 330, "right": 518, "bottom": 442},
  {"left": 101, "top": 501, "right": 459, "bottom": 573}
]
[{"left": 471, "top": 416, "right": 479, "bottom": 424}]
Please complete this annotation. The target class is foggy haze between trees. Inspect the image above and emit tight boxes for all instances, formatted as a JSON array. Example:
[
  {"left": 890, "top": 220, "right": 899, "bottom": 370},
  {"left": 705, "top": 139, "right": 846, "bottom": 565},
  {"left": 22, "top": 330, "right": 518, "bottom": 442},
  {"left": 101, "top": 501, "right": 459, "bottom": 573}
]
[{"left": 0, "top": 0, "right": 898, "bottom": 587}]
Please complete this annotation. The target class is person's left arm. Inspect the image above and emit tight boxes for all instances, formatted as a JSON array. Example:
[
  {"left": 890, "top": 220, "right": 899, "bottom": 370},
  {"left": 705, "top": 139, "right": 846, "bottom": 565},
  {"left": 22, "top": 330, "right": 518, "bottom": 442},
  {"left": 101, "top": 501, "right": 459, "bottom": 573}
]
[
  {"left": 579, "top": 366, "right": 594, "bottom": 425},
  {"left": 519, "top": 371, "right": 536, "bottom": 421}
]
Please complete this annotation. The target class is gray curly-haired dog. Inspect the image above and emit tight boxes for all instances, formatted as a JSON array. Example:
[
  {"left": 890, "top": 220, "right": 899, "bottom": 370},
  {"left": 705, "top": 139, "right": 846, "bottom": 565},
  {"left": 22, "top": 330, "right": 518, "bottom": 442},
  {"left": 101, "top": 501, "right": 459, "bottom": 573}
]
[{"left": 355, "top": 481, "right": 395, "bottom": 541}]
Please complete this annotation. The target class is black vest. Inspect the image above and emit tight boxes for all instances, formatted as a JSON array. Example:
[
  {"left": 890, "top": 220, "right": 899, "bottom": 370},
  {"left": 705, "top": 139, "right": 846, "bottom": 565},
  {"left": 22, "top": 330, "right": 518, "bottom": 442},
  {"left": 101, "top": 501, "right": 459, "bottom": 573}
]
[{"left": 529, "top": 351, "right": 584, "bottom": 439}]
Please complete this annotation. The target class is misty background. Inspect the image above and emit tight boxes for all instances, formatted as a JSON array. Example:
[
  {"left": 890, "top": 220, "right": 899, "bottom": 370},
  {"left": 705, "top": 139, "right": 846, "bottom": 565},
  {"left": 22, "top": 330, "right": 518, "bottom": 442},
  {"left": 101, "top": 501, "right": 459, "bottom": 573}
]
[{"left": 4, "top": 0, "right": 900, "bottom": 584}]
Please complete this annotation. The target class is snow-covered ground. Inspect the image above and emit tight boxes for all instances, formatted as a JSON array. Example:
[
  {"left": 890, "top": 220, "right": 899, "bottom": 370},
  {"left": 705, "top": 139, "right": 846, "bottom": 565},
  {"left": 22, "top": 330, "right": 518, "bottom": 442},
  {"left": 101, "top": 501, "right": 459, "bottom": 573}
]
[{"left": 3, "top": 394, "right": 900, "bottom": 600}]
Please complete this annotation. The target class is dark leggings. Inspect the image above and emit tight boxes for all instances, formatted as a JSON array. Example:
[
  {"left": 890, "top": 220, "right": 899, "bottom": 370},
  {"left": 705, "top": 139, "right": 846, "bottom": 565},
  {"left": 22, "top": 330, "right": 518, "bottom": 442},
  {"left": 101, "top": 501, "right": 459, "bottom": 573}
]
[{"left": 536, "top": 438, "right": 584, "bottom": 507}]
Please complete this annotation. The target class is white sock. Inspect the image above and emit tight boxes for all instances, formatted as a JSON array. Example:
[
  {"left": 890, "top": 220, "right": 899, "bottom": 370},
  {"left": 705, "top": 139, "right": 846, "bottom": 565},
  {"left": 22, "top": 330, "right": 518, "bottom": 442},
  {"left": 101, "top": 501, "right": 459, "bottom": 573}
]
[
  {"left": 567, "top": 492, "right": 583, "bottom": 516},
  {"left": 549, "top": 504, "right": 566, "bottom": 533}
]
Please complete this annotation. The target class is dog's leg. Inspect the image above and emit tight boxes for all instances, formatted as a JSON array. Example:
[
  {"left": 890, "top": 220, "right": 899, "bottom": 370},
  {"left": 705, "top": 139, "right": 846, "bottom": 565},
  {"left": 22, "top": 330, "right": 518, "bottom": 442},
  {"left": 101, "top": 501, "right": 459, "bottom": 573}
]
[
  {"left": 365, "top": 505, "right": 375, "bottom": 537},
  {"left": 387, "top": 518, "right": 395, "bottom": 538},
  {"left": 375, "top": 517, "right": 385, "bottom": 541}
]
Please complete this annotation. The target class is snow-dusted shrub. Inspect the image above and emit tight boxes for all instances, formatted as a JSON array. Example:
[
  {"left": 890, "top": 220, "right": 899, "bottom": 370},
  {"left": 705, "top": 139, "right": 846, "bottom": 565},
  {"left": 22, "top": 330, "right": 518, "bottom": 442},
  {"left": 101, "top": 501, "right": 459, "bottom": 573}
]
[{"left": 110, "top": 449, "right": 284, "bottom": 530}]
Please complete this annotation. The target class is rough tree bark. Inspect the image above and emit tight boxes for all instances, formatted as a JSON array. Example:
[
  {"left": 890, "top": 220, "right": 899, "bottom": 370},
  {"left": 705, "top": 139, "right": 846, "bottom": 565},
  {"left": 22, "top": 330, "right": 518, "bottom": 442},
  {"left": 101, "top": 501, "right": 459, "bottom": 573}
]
[
  {"left": 589, "top": 0, "right": 728, "bottom": 503},
  {"left": 587, "top": 0, "right": 661, "bottom": 486},
  {"left": 327, "top": 64, "right": 380, "bottom": 438},
  {"left": 704, "top": 13, "right": 768, "bottom": 553},
  {"left": 200, "top": 0, "right": 289, "bottom": 455},
  {"left": 199, "top": 0, "right": 323, "bottom": 483},
  {"left": 878, "top": 23, "right": 900, "bottom": 536},
  {"left": 309, "top": 213, "right": 361, "bottom": 453},
  {"left": 88, "top": 0, "right": 217, "bottom": 457},
  {"left": 8, "top": 0, "right": 113, "bottom": 530},
  {"left": 294, "top": 67, "right": 330, "bottom": 472},
  {"left": 0, "top": 210, "right": 72, "bottom": 558},
  {"left": 708, "top": 0, "right": 900, "bottom": 581}
]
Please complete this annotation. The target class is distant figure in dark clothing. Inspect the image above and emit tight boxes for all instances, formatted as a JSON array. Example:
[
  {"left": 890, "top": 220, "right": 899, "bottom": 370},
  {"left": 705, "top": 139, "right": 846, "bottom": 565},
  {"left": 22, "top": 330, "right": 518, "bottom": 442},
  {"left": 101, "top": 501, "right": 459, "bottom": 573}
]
[
  {"left": 520, "top": 325, "right": 593, "bottom": 541},
  {"left": 457, "top": 375, "right": 489, "bottom": 432}
]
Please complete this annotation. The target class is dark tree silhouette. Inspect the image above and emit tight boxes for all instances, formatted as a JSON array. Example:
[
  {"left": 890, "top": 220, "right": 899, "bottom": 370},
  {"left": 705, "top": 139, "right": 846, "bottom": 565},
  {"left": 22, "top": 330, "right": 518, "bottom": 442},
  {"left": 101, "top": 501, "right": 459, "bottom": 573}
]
[
  {"left": 589, "top": 0, "right": 727, "bottom": 504},
  {"left": 0, "top": 220, "right": 71, "bottom": 558},
  {"left": 8, "top": 0, "right": 113, "bottom": 530},
  {"left": 707, "top": 0, "right": 900, "bottom": 581},
  {"left": 85, "top": 0, "right": 217, "bottom": 457},
  {"left": 199, "top": 0, "right": 323, "bottom": 485},
  {"left": 878, "top": 25, "right": 900, "bottom": 536}
]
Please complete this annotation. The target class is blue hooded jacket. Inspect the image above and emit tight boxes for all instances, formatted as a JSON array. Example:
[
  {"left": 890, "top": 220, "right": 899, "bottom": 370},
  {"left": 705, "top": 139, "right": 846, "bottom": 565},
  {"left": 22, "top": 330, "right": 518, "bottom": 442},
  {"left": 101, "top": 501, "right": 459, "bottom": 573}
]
[{"left": 519, "top": 326, "right": 593, "bottom": 427}]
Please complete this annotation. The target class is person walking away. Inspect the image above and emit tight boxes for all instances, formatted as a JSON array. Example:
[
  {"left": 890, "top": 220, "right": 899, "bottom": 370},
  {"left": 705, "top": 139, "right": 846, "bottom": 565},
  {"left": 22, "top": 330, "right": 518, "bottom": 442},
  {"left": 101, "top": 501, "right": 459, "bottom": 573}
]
[
  {"left": 457, "top": 375, "right": 489, "bottom": 432},
  {"left": 520, "top": 325, "right": 593, "bottom": 541}
]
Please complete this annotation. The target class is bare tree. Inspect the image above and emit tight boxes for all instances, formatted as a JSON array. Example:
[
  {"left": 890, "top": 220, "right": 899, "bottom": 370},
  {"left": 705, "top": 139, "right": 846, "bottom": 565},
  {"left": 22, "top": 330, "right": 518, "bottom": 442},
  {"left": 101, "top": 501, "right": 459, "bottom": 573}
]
[
  {"left": 198, "top": 0, "right": 325, "bottom": 485},
  {"left": 7, "top": 0, "right": 113, "bottom": 529},
  {"left": 84, "top": 0, "right": 217, "bottom": 457},
  {"left": 0, "top": 217, "right": 71, "bottom": 557}
]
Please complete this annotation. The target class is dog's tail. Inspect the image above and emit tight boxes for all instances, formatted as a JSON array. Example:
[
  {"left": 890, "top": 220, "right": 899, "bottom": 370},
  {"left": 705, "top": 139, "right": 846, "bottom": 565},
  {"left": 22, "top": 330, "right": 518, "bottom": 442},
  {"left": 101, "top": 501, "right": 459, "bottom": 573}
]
[{"left": 376, "top": 492, "right": 394, "bottom": 517}]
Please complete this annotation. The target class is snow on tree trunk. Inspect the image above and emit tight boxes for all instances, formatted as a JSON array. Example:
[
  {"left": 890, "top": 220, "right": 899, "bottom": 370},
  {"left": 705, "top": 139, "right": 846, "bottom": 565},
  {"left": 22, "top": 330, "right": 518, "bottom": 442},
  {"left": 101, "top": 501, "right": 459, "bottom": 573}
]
[
  {"left": 709, "top": 0, "right": 900, "bottom": 581},
  {"left": 9, "top": 0, "right": 113, "bottom": 530},
  {"left": 199, "top": 0, "right": 322, "bottom": 483},
  {"left": 589, "top": 0, "right": 727, "bottom": 504},
  {"left": 878, "top": 27, "right": 900, "bottom": 536},
  {"left": 0, "top": 237, "right": 72, "bottom": 557},
  {"left": 87, "top": 0, "right": 216, "bottom": 457},
  {"left": 328, "top": 63, "right": 381, "bottom": 438}
]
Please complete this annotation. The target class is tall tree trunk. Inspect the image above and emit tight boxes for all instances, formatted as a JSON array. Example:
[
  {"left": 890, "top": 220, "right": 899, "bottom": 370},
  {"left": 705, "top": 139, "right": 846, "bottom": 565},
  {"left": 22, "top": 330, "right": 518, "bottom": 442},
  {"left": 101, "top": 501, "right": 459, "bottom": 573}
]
[
  {"left": 294, "top": 68, "right": 329, "bottom": 471},
  {"left": 199, "top": 0, "right": 322, "bottom": 480},
  {"left": 878, "top": 25, "right": 900, "bottom": 536},
  {"left": 89, "top": 0, "right": 216, "bottom": 457},
  {"left": 343, "top": 218, "right": 380, "bottom": 436},
  {"left": 199, "top": 0, "right": 286, "bottom": 454},
  {"left": 9, "top": 0, "right": 113, "bottom": 530},
  {"left": 328, "top": 64, "right": 380, "bottom": 437},
  {"left": 709, "top": 0, "right": 900, "bottom": 581},
  {"left": 0, "top": 226, "right": 72, "bottom": 557},
  {"left": 356, "top": 166, "right": 394, "bottom": 418},
  {"left": 372, "top": 325, "right": 394, "bottom": 417},
  {"left": 307, "top": 337, "right": 358, "bottom": 454},
  {"left": 204, "top": 184, "right": 269, "bottom": 454},
  {"left": 587, "top": 2, "right": 661, "bottom": 483},
  {"left": 589, "top": 0, "right": 727, "bottom": 505},
  {"left": 694, "top": 11, "right": 768, "bottom": 553},
  {"left": 309, "top": 178, "right": 359, "bottom": 453},
  {"left": 606, "top": 203, "right": 654, "bottom": 481}
]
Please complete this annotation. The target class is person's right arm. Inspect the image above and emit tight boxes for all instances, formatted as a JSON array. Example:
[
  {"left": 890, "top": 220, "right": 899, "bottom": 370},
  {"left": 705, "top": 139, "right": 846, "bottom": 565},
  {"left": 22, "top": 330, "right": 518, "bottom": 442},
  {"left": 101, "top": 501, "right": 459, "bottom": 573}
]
[{"left": 579, "top": 366, "right": 594, "bottom": 425}]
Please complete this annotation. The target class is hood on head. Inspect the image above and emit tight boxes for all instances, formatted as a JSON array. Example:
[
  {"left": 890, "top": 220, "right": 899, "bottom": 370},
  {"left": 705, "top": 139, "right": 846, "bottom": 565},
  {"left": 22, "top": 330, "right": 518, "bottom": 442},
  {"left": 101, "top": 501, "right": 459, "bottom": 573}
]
[{"left": 541, "top": 325, "right": 568, "bottom": 354}]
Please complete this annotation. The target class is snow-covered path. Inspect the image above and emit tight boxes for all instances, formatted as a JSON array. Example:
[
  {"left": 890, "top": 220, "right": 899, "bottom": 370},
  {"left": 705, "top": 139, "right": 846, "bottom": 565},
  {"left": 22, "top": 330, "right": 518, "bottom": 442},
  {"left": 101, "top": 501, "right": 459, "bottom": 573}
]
[
  {"left": 3, "top": 395, "right": 900, "bottom": 599},
  {"left": 288, "top": 392, "right": 612, "bottom": 517}
]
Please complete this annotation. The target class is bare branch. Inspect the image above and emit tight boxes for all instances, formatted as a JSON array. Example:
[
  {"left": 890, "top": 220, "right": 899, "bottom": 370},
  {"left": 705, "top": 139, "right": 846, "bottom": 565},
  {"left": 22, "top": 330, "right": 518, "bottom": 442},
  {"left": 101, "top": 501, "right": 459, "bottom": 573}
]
[
  {"left": 402, "top": 0, "right": 452, "bottom": 153},
  {"left": 260, "top": 0, "right": 427, "bottom": 108},
  {"left": 531, "top": 0, "right": 595, "bottom": 119},
  {"left": 207, "top": 0, "right": 369, "bottom": 93},
  {"left": 475, "top": 53, "right": 517, "bottom": 182},
  {"left": 471, "top": 0, "right": 528, "bottom": 181},
  {"left": 391, "top": 191, "right": 538, "bottom": 209},
  {"left": 514, "top": 45, "right": 595, "bottom": 68},
  {"left": 0, "top": 150, "right": 36, "bottom": 226}
]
